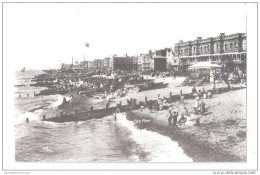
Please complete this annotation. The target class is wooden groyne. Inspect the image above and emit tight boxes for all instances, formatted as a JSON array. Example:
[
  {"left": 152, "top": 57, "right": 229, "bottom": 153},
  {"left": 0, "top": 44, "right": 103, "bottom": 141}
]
[{"left": 43, "top": 85, "right": 245, "bottom": 123}]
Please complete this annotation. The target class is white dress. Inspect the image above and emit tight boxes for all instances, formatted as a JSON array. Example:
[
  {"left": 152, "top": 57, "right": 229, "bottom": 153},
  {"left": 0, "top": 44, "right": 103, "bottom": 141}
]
[{"left": 185, "top": 114, "right": 197, "bottom": 126}]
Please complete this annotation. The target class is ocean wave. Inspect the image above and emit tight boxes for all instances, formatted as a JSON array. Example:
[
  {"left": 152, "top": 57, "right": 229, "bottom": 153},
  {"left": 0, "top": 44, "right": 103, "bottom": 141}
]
[
  {"left": 116, "top": 113, "right": 193, "bottom": 162},
  {"left": 15, "top": 111, "right": 41, "bottom": 125},
  {"left": 41, "top": 120, "right": 86, "bottom": 129},
  {"left": 47, "top": 95, "right": 71, "bottom": 108}
]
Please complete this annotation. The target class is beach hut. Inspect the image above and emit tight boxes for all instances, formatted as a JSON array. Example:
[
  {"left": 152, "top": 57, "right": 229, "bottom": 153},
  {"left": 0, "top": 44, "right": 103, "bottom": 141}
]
[{"left": 188, "top": 62, "right": 222, "bottom": 79}]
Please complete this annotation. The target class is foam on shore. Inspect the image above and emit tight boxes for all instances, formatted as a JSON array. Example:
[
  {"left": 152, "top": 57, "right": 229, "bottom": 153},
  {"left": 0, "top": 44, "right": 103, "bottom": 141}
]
[{"left": 116, "top": 113, "right": 193, "bottom": 162}]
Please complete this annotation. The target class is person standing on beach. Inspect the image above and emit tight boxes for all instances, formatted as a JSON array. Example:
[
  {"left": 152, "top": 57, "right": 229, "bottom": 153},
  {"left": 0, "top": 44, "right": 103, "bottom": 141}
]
[
  {"left": 199, "top": 100, "right": 206, "bottom": 115},
  {"left": 194, "top": 97, "right": 200, "bottom": 114},
  {"left": 148, "top": 101, "right": 153, "bottom": 113},
  {"left": 168, "top": 110, "right": 173, "bottom": 126},
  {"left": 173, "top": 71, "right": 176, "bottom": 80},
  {"left": 172, "top": 111, "right": 178, "bottom": 128},
  {"left": 191, "top": 86, "right": 197, "bottom": 96}
]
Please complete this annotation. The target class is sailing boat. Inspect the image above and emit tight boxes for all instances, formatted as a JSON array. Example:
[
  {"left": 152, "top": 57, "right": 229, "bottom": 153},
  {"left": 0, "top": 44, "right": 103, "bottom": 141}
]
[{"left": 21, "top": 67, "right": 26, "bottom": 72}]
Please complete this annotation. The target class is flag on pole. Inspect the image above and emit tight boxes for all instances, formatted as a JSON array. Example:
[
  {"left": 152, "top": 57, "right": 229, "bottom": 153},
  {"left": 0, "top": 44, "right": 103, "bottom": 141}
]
[{"left": 85, "top": 42, "right": 89, "bottom": 47}]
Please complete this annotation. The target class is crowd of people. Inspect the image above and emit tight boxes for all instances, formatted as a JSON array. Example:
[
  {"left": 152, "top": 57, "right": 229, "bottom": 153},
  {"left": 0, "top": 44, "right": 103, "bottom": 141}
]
[{"left": 166, "top": 86, "right": 211, "bottom": 129}]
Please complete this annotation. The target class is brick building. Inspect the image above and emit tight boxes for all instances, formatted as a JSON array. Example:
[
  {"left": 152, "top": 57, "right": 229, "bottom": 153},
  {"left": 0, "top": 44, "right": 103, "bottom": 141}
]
[{"left": 174, "top": 33, "right": 246, "bottom": 73}]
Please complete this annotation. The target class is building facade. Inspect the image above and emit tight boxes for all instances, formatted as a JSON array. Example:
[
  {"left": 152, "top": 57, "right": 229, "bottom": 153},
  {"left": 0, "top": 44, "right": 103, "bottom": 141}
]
[
  {"left": 138, "top": 53, "right": 152, "bottom": 72},
  {"left": 79, "top": 61, "right": 88, "bottom": 70},
  {"left": 93, "top": 59, "right": 103, "bottom": 69},
  {"left": 174, "top": 33, "right": 246, "bottom": 73},
  {"left": 88, "top": 61, "right": 94, "bottom": 69},
  {"left": 103, "top": 57, "right": 111, "bottom": 68},
  {"left": 151, "top": 56, "right": 167, "bottom": 72},
  {"left": 110, "top": 56, "right": 136, "bottom": 71}
]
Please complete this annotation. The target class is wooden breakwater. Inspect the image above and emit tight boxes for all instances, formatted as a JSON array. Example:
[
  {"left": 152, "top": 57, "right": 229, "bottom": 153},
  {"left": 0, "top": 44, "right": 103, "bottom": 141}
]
[{"left": 42, "top": 85, "right": 245, "bottom": 123}]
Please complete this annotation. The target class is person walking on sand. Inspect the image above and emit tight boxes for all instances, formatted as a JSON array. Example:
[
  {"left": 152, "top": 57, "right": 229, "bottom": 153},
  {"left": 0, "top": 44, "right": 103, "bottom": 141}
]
[{"left": 168, "top": 109, "right": 173, "bottom": 126}]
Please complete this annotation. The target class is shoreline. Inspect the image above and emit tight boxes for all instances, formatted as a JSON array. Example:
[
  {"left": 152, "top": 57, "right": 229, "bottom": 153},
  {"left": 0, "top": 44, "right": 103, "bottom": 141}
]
[
  {"left": 22, "top": 78, "right": 246, "bottom": 162},
  {"left": 125, "top": 89, "right": 246, "bottom": 162},
  {"left": 41, "top": 77, "right": 246, "bottom": 162},
  {"left": 126, "top": 111, "right": 241, "bottom": 162}
]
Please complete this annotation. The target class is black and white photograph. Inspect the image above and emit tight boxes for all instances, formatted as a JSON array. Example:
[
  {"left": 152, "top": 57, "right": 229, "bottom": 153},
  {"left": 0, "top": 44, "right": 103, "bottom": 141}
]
[{"left": 1, "top": 1, "right": 258, "bottom": 173}]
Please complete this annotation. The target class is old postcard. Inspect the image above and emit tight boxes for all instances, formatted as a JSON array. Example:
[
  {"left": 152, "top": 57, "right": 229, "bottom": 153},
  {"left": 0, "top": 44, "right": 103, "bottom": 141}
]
[{"left": 1, "top": 1, "right": 258, "bottom": 174}]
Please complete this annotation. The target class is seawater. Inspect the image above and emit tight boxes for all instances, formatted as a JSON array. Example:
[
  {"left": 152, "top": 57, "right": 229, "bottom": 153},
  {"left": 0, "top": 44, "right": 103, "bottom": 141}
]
[{"left": 15, "top": 70, "right": 192, "bottom": 162}]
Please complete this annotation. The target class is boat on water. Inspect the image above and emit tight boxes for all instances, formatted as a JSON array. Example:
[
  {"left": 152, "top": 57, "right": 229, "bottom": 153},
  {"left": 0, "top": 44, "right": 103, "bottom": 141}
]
[{"left": 21, "top": 67, "right": 26, "bottom": 72}]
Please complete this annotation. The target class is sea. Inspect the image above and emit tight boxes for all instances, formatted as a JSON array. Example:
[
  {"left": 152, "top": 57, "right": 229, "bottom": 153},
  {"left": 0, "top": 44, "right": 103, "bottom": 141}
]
[{"left": 14, "top": 70, "right": 192, "bottom": 162}]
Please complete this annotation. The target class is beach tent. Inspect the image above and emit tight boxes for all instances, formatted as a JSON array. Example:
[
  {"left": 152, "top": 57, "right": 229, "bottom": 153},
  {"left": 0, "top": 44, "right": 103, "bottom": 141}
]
[{"left": 188, "top": 62, "right": 222, "bottom": 79}]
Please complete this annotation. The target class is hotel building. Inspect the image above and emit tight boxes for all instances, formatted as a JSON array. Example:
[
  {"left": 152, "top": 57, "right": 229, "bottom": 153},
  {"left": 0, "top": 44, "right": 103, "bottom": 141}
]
[{"left": 174, "top": 33, "right": 246, "bottom": 73}]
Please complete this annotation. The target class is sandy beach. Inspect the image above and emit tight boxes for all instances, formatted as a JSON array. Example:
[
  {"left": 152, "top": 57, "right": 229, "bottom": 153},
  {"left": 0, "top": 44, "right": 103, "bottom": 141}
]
[
  {"left": 56, "top": 76, "right": 246, "bottom": 162},
  {"left": 58, "top": 76, "right": 243, "bottom": 113},
  {"left": 126, "top": 88, "right": 246, "bottom": 162}
]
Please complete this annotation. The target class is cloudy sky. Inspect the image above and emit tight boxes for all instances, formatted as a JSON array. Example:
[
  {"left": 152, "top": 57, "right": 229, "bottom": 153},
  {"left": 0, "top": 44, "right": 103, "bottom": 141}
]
[{"left": 4, "top": 3, "right": 248, "bottom": 70}]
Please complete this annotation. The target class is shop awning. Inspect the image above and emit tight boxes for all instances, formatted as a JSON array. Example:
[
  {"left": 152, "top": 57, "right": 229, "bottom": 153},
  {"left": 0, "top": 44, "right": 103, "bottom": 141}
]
[{"left": 188, "top": 62, "right": 222, "bottom": 69}]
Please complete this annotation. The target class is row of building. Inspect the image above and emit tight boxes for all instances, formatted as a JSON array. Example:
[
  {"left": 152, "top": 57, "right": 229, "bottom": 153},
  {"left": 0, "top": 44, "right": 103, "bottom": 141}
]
[
  {"left": 62, "top": 32, "right": 247, "bottom": 73},
  {"left": 173, "top": 33, "right": 247, "bottom": 73}
]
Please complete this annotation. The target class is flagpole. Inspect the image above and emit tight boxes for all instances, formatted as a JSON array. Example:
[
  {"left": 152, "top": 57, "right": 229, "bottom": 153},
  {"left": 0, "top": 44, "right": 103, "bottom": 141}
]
[
  {"left": 85, "top": 42, "right": 89, "bottom": 71},
  {"left": 83, "top": 53, "right": 85, "bottom": 71}
]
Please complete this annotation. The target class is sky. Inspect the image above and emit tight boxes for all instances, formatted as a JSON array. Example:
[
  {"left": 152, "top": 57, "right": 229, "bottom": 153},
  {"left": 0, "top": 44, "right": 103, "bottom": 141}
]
[{"left": 3, "top": 3, "right": 247, "bottom": 70}]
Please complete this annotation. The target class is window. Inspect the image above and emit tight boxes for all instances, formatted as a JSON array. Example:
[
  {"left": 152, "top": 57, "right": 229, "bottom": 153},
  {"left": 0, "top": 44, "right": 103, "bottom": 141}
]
[
  {"left": 194, "top": 47, "right": 196, "bottom": 52},
  {"left": 234, "top": 42, "right": 237, "bottom": 48},
  {"left": 230, "top": 43, "right": 233, "bottom": 50},
  {"left": 217, "top": 44, "right": 219, "bottom": 50},
  {"left": 225, "top": 44, "right": 228, "bottom": 50},
  {"left": 204, "top": 46, "right": 207, "bottom": 52}
]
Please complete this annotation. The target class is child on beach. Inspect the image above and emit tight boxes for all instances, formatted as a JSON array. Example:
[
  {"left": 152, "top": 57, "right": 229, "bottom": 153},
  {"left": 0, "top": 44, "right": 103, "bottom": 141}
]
[
  {"left": 207, "top": 91, "right": 212, "bottom": 98},
  {"left": 178, "top": 114, "right": 187, "bottom": 124},
  {"left": 203, "top": 91, "right": 208, "bottom": 99},
  {"left": 180, "top": 95, "right": 185, "bottom": 103}
]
